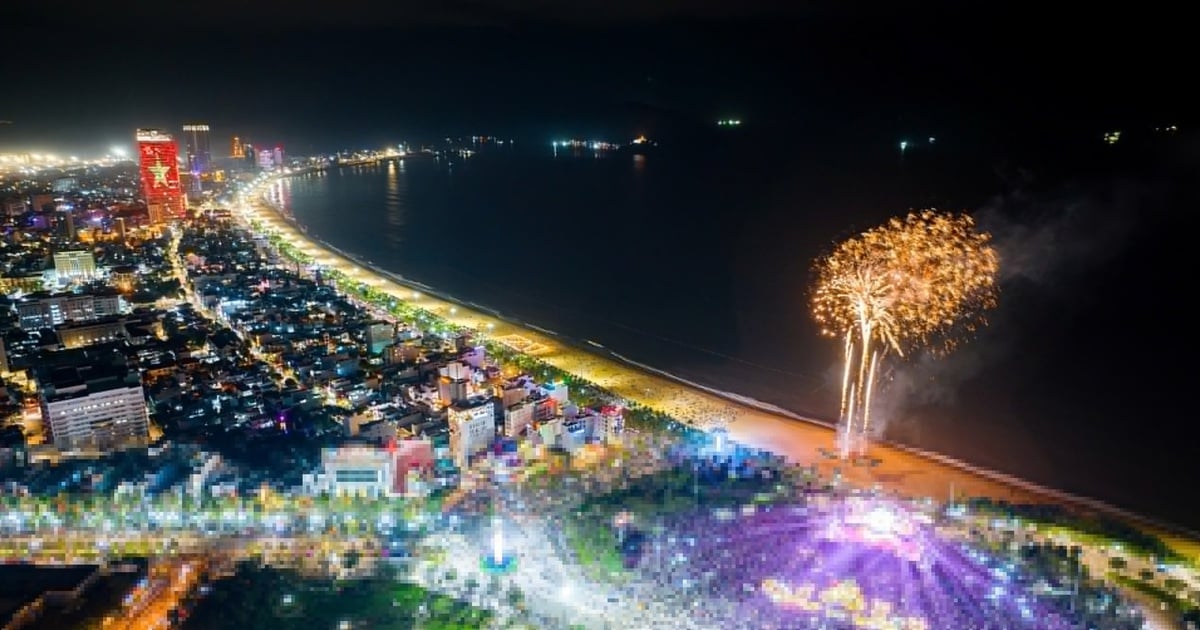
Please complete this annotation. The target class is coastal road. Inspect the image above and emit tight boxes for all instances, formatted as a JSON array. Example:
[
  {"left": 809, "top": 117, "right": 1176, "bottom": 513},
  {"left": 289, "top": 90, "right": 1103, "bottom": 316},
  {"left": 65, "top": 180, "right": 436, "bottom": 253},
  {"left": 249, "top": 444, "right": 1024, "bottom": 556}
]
[{"left": 242, "top": 199, "right": 1200, "bottom": 561}]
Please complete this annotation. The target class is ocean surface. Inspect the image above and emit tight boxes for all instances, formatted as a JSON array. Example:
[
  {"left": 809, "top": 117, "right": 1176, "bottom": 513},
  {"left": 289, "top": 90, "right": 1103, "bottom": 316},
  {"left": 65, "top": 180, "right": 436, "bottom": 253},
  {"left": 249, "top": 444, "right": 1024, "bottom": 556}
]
[{"left": 271, "top": 129, "right": 1195, "bottom": 529}]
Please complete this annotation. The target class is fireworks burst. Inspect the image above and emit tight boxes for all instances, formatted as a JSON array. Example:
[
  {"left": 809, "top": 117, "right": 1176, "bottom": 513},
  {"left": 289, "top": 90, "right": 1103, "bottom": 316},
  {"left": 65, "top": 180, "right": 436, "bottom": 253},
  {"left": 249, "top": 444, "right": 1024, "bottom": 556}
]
[{"left": 812, "top": 210, "right": 999, "bottom": 457}]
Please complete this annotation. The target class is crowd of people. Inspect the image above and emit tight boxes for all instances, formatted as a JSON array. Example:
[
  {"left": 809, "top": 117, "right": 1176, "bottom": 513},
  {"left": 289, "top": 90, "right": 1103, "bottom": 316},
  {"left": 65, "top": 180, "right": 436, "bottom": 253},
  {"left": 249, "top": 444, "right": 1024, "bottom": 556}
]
[{"left": 624, "top": 499, "right": 1140, "bottom": 629}]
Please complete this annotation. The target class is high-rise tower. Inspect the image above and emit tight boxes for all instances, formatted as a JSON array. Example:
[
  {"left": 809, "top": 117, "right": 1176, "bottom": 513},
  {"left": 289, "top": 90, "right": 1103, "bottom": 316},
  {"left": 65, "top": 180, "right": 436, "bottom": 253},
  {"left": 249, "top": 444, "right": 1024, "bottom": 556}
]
[
  {"left": 137, "top": 129, "right": 186, "bottom": 224},
  {"left": 182, "top": 124, "right": 211, "bottom": 192}
]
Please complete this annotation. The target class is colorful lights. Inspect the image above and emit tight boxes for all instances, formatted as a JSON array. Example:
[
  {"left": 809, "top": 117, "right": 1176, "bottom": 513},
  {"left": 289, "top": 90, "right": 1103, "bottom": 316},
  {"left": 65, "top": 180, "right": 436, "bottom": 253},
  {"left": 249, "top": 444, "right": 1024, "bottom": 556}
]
[
  {"left": 480, "top": 515, "right": 516, "bottom": 573},
  {"left": 492, "top": 516, "right": 504, "bottom": 565},
  {"left": 552, "top": 139, "right": 620, "bottom": 150},
  {"left": 762, "top": 579, "right": 928, "bottom": 629},
  {"left": 137, "top": 128, "right": 187, "bottom": 223},
  {"left": 811, "top": 210, "right": 999, "bottom": 457},
  {"left": 865, "top": 506, "right": 898, "bottom": 535}
]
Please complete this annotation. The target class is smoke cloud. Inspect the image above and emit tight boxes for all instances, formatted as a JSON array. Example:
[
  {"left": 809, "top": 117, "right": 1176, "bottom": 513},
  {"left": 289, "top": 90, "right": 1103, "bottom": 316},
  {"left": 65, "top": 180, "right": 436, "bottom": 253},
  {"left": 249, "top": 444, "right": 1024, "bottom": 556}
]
[
  {"left": 976, "top": 180, "right": 1149, "bottom": 288},
  {"left": 874, "top": 178, "right": 1157, "bottom": 438}
]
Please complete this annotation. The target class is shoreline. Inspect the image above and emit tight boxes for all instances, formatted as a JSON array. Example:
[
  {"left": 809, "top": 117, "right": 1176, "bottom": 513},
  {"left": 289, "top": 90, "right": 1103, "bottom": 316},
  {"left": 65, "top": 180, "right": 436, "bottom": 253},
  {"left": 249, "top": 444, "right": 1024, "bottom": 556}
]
[
  {"left": 321, "top": 232, "right": 831, "bottom": 428},
  {"left": 265, "top": 186, "right": 837, "bottom": 430},
  {"left": 244, "top": 178, "right": 1200, "bottom": 554}
]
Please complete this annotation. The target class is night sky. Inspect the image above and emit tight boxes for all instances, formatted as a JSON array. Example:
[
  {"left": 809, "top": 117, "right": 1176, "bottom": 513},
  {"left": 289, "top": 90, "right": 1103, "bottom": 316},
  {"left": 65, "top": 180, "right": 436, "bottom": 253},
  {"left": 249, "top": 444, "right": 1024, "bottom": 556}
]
[{"left": 3, "top": 0, "right": 1193, "bottom": 153}]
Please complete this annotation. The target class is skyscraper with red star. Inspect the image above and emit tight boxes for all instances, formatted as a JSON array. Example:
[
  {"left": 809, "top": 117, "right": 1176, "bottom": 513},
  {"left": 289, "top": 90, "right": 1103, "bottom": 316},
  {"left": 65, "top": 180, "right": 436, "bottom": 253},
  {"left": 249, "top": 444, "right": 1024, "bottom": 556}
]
[{"left": 136, "top": 128, "right": 187, "bottom": 224}]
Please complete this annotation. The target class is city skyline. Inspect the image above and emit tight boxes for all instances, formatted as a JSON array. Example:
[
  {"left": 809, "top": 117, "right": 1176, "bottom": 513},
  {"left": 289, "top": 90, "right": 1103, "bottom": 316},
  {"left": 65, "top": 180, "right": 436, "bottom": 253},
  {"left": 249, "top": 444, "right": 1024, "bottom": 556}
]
[{"left": 1, "top": 1, "right": 1196, "bottom": 628}]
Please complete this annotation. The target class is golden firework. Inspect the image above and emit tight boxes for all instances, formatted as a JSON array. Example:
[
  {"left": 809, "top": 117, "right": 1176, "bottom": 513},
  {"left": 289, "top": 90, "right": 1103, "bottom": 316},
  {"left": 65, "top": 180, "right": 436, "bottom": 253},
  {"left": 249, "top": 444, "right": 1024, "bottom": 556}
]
[{"left": 812, "top": 210, "right": 999, "bottom": 455}]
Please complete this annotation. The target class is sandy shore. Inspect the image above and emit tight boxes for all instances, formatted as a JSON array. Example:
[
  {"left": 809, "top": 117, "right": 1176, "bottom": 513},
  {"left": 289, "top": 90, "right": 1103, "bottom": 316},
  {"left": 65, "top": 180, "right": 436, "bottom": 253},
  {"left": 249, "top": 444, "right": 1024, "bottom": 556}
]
[{"left": 241, "top": 199, "right": 1200, "bottom": 558}]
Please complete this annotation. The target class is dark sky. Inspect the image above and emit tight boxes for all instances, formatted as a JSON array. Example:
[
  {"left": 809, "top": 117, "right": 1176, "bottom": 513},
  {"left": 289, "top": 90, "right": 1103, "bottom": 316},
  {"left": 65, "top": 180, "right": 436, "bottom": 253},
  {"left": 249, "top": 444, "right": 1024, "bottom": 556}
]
[{"left": 3, "top": 0, "right": 1192, "bottom": 153}]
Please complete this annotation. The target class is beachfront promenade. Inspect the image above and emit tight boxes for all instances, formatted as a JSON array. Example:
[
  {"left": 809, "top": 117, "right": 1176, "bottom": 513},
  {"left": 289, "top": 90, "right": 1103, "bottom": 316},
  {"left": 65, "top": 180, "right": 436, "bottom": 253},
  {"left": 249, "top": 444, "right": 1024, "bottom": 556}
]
[{"left": 241, "top": 198, "right": 1199, "bottom": 558}]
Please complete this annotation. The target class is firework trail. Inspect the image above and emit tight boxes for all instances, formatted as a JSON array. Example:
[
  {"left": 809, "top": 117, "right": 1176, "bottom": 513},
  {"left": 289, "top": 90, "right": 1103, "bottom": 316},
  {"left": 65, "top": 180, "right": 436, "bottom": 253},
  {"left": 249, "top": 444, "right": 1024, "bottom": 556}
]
[{"left": 812, "top": 210, "right": 999, "bottom": 457}]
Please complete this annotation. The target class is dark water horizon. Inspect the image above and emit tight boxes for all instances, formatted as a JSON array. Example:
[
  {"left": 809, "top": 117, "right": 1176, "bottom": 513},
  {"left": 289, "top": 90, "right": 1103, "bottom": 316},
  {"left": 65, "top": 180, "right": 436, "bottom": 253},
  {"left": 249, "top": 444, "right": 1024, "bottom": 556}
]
[{"left": 272, "top": 129, "right": 1197, "bottom": 529}]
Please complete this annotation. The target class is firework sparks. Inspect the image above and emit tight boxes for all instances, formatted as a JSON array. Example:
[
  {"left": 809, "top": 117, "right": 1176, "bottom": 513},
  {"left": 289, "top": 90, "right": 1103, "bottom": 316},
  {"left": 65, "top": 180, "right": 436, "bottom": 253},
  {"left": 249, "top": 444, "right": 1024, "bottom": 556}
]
[{"left": 812, "top": 210, "right": 999, "bottom": 457}]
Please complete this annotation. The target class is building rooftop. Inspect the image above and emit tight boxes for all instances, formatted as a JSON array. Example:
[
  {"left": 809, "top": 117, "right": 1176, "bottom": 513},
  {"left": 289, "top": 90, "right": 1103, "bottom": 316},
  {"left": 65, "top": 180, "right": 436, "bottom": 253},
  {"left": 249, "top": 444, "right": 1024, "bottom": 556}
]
[
  {"left": 321, "top": 444, "right": 392, "bottom": 466},
  {"left": 35, "top": 349, "right": 140, "bottom": 401},
  {"left": 451, "top": 396, "right": 491, "bottom": 411},
  {"left": 17, "top": 287, "right": 121, "bottom": 303}
]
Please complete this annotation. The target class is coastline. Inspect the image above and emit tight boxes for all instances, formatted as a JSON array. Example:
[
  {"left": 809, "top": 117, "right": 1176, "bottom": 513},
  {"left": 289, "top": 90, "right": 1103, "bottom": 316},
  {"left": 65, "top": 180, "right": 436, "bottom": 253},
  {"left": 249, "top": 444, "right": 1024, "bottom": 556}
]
[
  {"left": 316, "top": 231, "right": 830, "bottom": 428},
  {"left": 243, "top": 179, "right": 1200, "bottom": 556}
]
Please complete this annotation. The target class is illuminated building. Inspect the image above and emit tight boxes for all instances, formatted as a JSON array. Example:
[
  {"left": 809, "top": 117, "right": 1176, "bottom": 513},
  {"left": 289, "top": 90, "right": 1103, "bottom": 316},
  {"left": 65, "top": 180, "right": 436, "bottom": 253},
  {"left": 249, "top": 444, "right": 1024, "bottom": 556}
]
[
  {"left": 532, "top": 396, "right": 557, "bottom": 421},
  {"left": 560, "top": 416, "right": 588, "bottom": 451},
  {"left": 0, "top": 273, "right": 44, "bottom": 294},
  {"left": 306, "top": 445, "right": 395, "bottom": 498},
  {"left": 503, "top": 400, "right": 533, "bottom": 438},
  {"left": 52, "top": 250, "right": 96, "bottom": 282},
  {"left": 16, "top": 290, "right": 122, "bottom": 329},
  {"left": 499, "top": 382, "right": 526, "bottom": 408},
  {"left": 256, "top": 149, "right": 274, "bottom": 170},
  {"left": 437, "top": 361, "right": 472, "bottom": 406},
  {"left": 461, "top": 346, "right": 486, "bottom": 369},
  {"left": 61, "top": 213, "right": 76, "bottom": 240},
  {"left": 365, "top": 320, "right": 394, "bottom": 355},
  {"left": 110, "top": 265, "right": 137, "bottom": 294},
  {"left": 181, "top": 124, "right": 212, "bottom": 191},
  {"left": 383, "top": 342, "right": 422, "bottom": 365},
  {"left": 231, "top": 135, "right": 244, "bottom": 159},
  {"left": 542, "top": 381, "right": 569, "bottom": 405},
  {"left": 392, "top": 439, "right": 434, "bottom": 497},
  {"left": 52, "top": 177, "right": 78, "bottom": 193},
  {"left": 597, "top": 405, "right": 625, "bottom": 444},
  {"left": 56, "top": 317, "right": 130, "bottom": 349},
  {"left": 273, "top": 146, "right": 284, "bottom": 168},
  {"left": 448, "top": 397, "right": 495, "bottom": 466},
  {"left": 39, "top": 361, "right": 149, "bottom": 451},
  {"left": 536, "top": 415, "right": 563, "bottom": 446},
  {"left": 136, "top": 129, "right": 186, "bottom": 223},
  {"left": 303, "top": 442, "right": 433, "bottom": 498}
]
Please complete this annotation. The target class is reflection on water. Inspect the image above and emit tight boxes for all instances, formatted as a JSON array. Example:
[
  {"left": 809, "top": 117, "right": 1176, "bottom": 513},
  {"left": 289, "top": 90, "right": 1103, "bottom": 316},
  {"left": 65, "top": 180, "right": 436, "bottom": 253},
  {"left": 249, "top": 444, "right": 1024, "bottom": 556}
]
[
  {"left": 384, "top": 160, "right": 408, "bottom": 247},
  {"left": 268, "top": 177, "right": 294, "bottom": 217}
]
